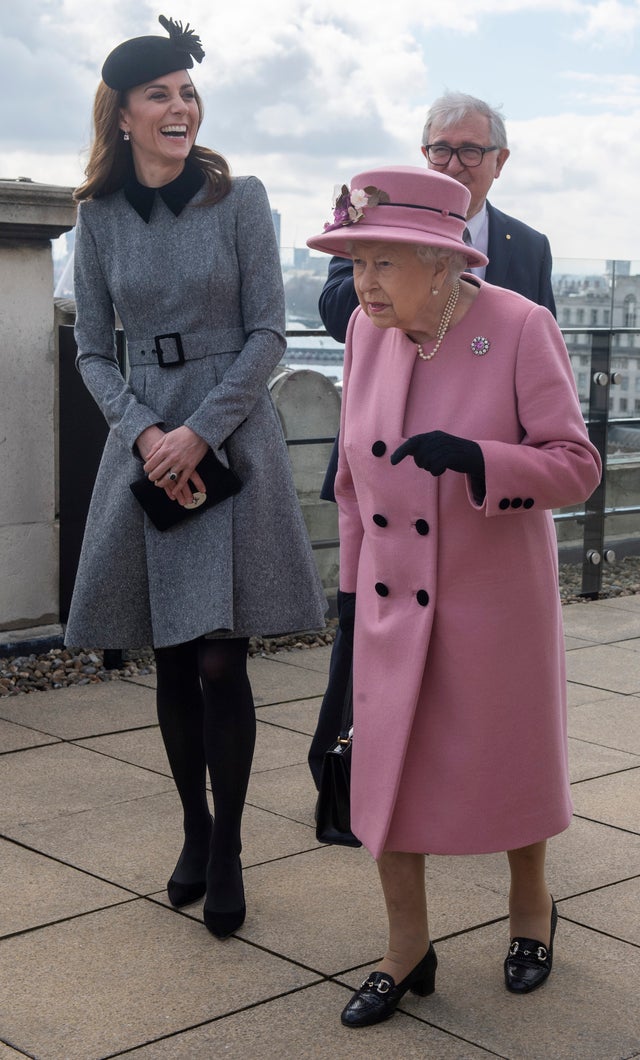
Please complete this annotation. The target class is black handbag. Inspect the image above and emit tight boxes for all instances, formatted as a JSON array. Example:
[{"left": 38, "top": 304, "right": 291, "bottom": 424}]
[
  {"left": 130, "top": 448, "right": 242, "bottom": 531},
  {"left": 315, "top": 668, "right": 362, "bottom": 847}
]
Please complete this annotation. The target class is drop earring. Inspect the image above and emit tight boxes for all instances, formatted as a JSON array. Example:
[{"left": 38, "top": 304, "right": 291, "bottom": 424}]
[
  {"left": 431, "top": 287, "right": 439, "bottom": 295},
  {"left": 123, "top": 131, "right": 130, "bottom": 141}
]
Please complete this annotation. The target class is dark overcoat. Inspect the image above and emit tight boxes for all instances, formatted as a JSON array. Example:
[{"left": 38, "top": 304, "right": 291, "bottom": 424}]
[{"left": 65, "top": 175, "right": 326, "bottom": 648}]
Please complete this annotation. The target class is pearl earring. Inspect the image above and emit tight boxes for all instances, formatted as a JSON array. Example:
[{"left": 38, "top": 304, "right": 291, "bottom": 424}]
[
  {"left": 123, "top": 131, "right": 130, "bottom": 141},
  {"left": 431, "top": 287, "right": 439, "bottom": 295}
]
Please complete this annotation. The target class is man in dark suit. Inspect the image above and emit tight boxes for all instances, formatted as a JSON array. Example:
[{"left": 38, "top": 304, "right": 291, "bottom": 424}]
[
  {"left": 318, "top": 92, "right": 555, "bottom": 345},
  {"left": 309, "top": 92, "right": 556, "bottom": 789}
]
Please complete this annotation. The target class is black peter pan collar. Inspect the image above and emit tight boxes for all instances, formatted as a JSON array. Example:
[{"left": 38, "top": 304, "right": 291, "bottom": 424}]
[{"left": 123, "top": 158, "right": 205, "bottom": 223}]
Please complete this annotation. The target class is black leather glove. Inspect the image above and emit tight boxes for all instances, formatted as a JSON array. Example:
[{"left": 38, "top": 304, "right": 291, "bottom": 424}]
[{"left": 337, "top": 590, "right": 356, "bottom": 647}]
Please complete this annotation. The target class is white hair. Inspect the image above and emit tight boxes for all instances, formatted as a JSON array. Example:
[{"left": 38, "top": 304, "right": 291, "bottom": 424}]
[{"left": 416, "top": 245, "right": 468, "bottom": 282}]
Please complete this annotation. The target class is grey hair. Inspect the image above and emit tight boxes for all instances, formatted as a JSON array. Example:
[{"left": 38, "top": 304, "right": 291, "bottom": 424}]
[
  {"left": 416, "top": 245, "right": 468, "bottom": 283},
  {"left": 344, "top": 240, "right": 468, "bottom": 283},
  {"left": 421, "top": 91, "right": 508, "bottom": 150}
]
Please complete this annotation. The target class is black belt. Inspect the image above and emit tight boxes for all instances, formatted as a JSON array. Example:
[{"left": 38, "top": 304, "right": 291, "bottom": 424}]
[{"left": 127, "top": 328, "right": 246, "bottom": 368}]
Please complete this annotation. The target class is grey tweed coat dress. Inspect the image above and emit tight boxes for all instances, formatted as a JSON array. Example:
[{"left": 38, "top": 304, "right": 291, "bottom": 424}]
[{"left": 65, "top": 173, "right": 326, "bottom": 649}]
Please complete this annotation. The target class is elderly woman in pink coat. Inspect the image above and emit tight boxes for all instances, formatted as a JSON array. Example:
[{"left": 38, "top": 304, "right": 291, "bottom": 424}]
[{"left": 307, "top": 167, "right": 601, "bottom": 1028}]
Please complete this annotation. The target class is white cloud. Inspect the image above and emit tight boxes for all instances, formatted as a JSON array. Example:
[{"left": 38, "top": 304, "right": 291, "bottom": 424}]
[
  {"left": 573, "top": 0, "right": 640, "bottom": 46},
  {"left": 3, "top": 1, "right": 639, "bottom": 262},
  {"left": 492, "top": 111, "right": 640, "bottom": 260},
  {"left": 561, "top": 71, "right": 640, "bottom": 107}
]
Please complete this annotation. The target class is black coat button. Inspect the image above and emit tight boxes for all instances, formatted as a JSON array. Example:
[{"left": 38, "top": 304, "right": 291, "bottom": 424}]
[
  {"left": 523, "top": 498, "right": 535, "bottom": 509},
  {"left": 416, "top": 589, "right": 430, "bottom": 607},
  {"left": 415, "top": 519, "right": 429, "bottom": 536},
  {"left": 499, "top": 498, "right": 510, "bottom": 510},
  {"left": 372, "top": 440, "right": 387, "bottom": 457},
  {"left": 375, "top": 582, "right": 389, "bottom": 597},
  {"left": 373, "top": 514, "right": 388, "bottom": 527},
  {"left": 511, "top": 497, "right": 523, "bottom": 509}
]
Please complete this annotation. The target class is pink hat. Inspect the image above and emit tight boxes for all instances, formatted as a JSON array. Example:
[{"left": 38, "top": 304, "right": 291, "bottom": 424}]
[{"left": 307, "top": 165, "right": 488, "bottom": 269}]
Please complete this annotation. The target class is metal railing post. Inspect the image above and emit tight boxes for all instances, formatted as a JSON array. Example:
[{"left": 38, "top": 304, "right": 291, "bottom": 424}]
[{"left": 581, "top": 330, "right": 612, "bottom": 597}]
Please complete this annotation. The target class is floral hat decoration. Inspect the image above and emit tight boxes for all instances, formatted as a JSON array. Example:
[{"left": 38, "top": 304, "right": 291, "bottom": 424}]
[
  {"left": 102, "top": 15, "right": 205, "bottom": 92},
  {"left": 307, "top": 166, "right": 488, "bottom": 268}
]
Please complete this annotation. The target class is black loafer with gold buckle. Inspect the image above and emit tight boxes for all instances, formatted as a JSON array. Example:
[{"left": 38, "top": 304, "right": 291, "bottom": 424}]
[
  {"left": 504, "top": 899, "right": 558, "bottom": 994},
  {"left": 340, "top": 944, "right": 437, "bottom": 1027}
]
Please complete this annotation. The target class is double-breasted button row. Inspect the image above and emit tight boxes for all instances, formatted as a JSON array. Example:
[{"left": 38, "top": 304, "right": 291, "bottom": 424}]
[
  {"left": 499, "top": 497, "right": 535, "bottom": 510},
  {"left": 375, "top": 582, "right": 430, "bottom": 607},
  {"left": 371, "top": 514, "right": 430, "bottom": 535}
]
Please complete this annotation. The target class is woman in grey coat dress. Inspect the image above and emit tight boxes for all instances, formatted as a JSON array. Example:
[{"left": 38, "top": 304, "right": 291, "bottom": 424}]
[{"left": 65, "top": 16, "right": 326, "bottom": 939}]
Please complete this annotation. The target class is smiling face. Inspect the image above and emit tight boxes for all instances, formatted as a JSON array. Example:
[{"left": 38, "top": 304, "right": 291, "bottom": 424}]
[
  {"left": 119, "top": 69, "right": 200, "bottom": 185},
  {"left": 422, "top": 112, "right": 509, "bottom": 219},
  {"left": 352, "top": 241, "right": 445, "bottom": 334}
]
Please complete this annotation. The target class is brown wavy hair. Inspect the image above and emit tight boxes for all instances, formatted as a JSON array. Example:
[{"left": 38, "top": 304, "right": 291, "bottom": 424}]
[{"left": 74, "top": 81, "right": 231, "bottom": 204}]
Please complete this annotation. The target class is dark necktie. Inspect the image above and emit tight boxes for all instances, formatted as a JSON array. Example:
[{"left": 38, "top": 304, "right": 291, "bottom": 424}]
[{"left": 462, "top": 226, "right": 472, "bottom": 245}]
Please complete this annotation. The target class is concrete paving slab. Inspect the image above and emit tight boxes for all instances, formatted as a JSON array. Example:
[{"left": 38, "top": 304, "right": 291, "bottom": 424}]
[
  {"left": 595, "top": 595, "right": 640, "bottom": 613},
  {"left": 561, "top": 603, "right": 640, "bottom": 644},
  {"left": 76, "top": 726, "right": 170, "bottom": 776},
  {"left": 571, "top": 767, "right": 640, "bottom": 832},
  {"left": 247, "top": 761, "right": 317, "bottom": 829},
  {"left": 568, "top": 735, "right": 640, "bottom": 782},
  {"left": 0, "top": 715, "right": 58, "bottom": 752},
  {"left": 565, "top": 643, "right": 640, "bottom": 694},
  {"left": 1, "top": 603, "right": 638, "bottom": 1059},
  {"left": 0, "top": 1044, "right": 25, "bottom": 1058},
  {"left": 123, "top": 673, "right": 157, "bottom": 689},
  {"left": 566, "top": 681, "right": 613, "bottom": 708},
  {"left": 0, "top": 838, "right": 132, "bottom": 936},
  {"left": 264, "top": 643, "right": 333, "bottom": 673},
  {"left": 4, "top": 790, "right": 318, "bottom": 897},
  {"left": 253, "top": 719, "right": 311, "bottom": 773},
  {"left": 0, "top": 742, "right": 173, "bottom": 829},
  {"left": 232, "top": 843, "right": 388, "bottom": 973},
  {"left": 3, "top": 790, "right": 188, "bottom": 894},
  {"left": 120, "top": 979, "right": 495, "bottom": 1059},
  {"left": 0, "top": 679, "right": 157, "bottom": 739},
  {"left": 247, "top": 655, "right": 329, "bottom": 706},
  {"left": 569, "top": 692, "right": 640, "bottom": 755},
  {"left": 339, "top": 918, "right": 640, "bottom": 1060},
  {"left": 609, "top": 636, "right": 640, "bottom": 652},
  {"left": 0, "top": 902, "right": 317, "bottom": 1060},
  {"left": 230, "top": 844, "right": 510, "bottom": 976},
  {"left": 255, "top": 696, "right": 322, "bottom": 737},
  {"left": 561, "top": 878, "right": 640, "bottom": 946},
  {"left": 565, "top": 635, "right": 593, "bottom": 650}
]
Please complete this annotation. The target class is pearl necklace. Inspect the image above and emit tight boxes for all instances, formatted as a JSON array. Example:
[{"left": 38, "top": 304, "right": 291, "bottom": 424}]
[{"left": 416, "top": 280, "right": 461, "bottom": 361}]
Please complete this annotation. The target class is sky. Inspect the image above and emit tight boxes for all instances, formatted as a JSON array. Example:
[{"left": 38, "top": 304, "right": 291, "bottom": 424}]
[{"left": 2, "top": 0, "right": 640, "bottom": 265}]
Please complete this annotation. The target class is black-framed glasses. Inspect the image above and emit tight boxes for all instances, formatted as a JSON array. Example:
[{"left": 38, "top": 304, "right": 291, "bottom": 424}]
[{"left": 425, "top": 144, "right": 499, "bottom": 168}]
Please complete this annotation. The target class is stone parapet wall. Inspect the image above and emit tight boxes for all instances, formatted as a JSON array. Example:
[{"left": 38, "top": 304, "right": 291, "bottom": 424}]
[{"left": 0, "top": 181, "right": 76, "bottom": 632}]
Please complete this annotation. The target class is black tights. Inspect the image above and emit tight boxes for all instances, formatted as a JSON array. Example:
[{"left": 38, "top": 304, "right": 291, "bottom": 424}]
[{"left": 154, "top": 637, "right": 255, "bottom": 910}]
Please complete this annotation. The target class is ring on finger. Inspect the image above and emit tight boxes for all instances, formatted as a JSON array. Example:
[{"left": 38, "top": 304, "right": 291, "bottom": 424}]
[{"left": 167, "top": 469, "right": 178, "bottom": 482}]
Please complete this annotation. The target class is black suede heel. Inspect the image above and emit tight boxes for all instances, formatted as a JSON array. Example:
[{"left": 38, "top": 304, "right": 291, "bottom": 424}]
[
  {"left": 167, "top": 877, "right": 207, "bottom": 908},
  {"left": 203, "top": 857, "right": 246, "bottom": 939},
  {"left": 166, "top": 815, "right": 212, "bottom": 908}
]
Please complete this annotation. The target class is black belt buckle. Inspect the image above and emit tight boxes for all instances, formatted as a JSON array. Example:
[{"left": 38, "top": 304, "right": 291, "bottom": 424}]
[{"left": 154, "top": 332, "right": 185, "bottom": 367}]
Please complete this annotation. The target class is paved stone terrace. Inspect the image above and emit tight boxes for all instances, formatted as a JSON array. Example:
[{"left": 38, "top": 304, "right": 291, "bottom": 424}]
[{"left": 1, "top": 596, "right": 639, "bottom": 1059}]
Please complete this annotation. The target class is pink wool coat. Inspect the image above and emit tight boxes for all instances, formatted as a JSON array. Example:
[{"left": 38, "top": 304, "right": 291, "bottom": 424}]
[{"left": 336, "top": 280, "right": 602, "bottom": 860}]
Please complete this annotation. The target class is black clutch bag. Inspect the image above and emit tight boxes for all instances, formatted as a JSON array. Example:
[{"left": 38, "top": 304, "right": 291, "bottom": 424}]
[
  {"left": 315, "top": 668, "right": 362, "bottom": 848},
  {"left": 130, "top": 449, "right": 242, "bottom": 532}
]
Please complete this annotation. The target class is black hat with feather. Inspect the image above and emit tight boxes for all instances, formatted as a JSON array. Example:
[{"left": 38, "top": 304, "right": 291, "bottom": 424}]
[{"left": 102, "top": 15, "right": 205, "bottom": 92}]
